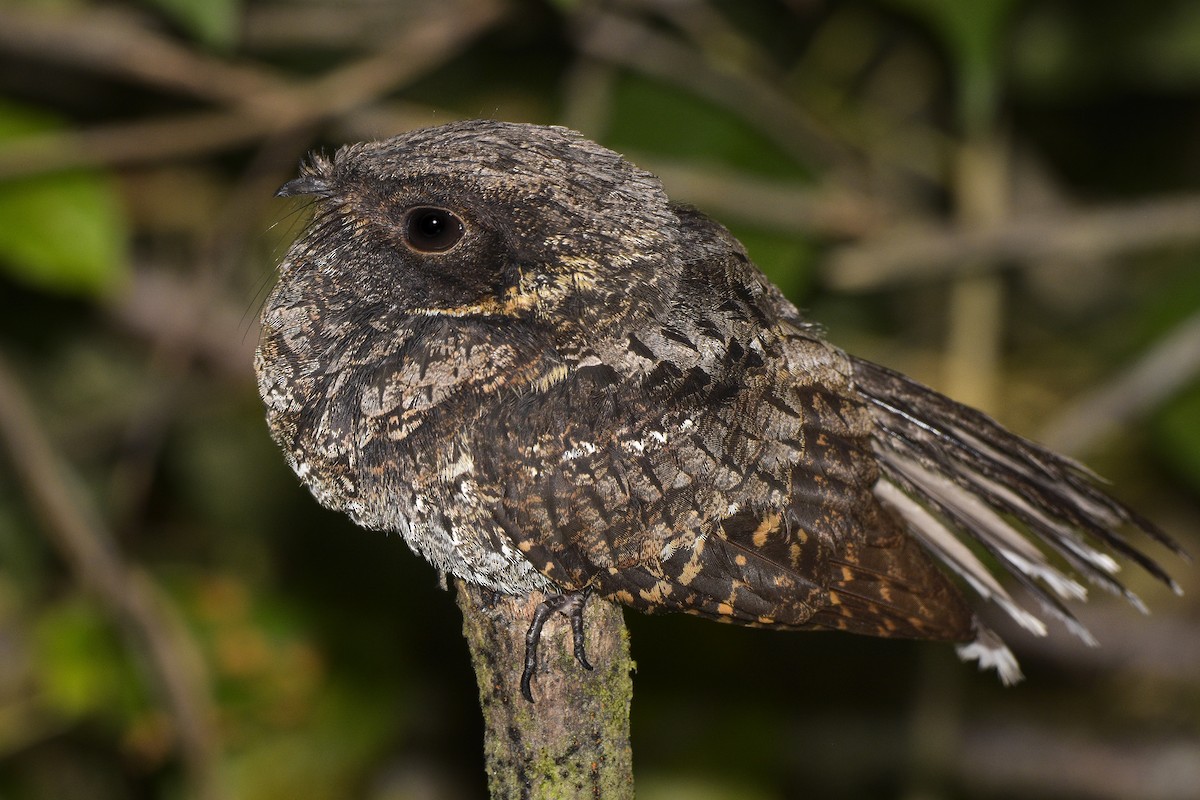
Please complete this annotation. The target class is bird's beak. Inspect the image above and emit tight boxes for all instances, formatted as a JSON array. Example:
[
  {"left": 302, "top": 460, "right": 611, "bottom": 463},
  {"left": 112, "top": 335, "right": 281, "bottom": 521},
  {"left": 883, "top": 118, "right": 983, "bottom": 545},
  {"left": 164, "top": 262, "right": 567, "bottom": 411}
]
[{"left": 276, "top": 176, "right": 331, "bottom": 198}]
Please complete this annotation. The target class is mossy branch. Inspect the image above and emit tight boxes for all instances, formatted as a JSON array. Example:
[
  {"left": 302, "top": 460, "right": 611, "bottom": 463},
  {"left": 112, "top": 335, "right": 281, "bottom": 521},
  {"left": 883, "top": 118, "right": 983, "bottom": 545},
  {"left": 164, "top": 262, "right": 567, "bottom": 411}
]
[{"left": 455, "top": 581, "right": 635, "bottom": 800}]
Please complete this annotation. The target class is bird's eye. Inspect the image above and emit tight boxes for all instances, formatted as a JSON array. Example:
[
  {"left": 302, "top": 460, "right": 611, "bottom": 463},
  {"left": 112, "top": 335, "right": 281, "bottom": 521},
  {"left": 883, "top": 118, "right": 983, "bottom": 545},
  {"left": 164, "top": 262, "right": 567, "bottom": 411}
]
[{"left": 404, "top": 207, "right": 465, "bottom": 253}]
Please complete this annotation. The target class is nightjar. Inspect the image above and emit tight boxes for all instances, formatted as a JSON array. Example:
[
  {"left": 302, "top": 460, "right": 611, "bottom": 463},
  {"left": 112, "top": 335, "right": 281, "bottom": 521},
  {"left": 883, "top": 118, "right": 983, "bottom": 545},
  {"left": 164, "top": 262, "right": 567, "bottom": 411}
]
[{"left": 256, "top": 119, "right": 1185, "bottom": 699}]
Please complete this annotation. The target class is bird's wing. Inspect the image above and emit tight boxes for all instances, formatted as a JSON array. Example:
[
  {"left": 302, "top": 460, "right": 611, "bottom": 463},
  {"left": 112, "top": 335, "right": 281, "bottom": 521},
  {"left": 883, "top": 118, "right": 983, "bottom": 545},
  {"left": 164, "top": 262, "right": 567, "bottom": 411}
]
[
  {"left": 478, "top": 270, "right": 976, "bottom": 645},
  {"left": 853, "top": 357, "right": 1186, "bottom": 647}
]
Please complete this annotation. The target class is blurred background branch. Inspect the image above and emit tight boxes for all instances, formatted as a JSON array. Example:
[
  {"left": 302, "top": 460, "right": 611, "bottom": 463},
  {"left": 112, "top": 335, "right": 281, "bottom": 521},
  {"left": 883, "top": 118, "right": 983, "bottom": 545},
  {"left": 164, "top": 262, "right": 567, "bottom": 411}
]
[
  {"left": 1041, "top": 309, "right": 1200, "bottom": 457},
  {"left": 0, "top": 353, "right": 222, "bottom": 800},
  {"left": 824, "top": 193, "right": 1200, "bottom": 289},
  {"left": 0, "top": 0, "right": 502, "bottom": 179}
]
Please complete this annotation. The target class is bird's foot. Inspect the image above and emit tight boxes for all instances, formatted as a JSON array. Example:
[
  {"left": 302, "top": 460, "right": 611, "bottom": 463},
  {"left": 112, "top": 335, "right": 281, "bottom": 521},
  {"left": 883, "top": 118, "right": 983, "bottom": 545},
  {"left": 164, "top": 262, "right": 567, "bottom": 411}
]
[{"left": 520, "top": 587, "right": 594, "bottom": 702}]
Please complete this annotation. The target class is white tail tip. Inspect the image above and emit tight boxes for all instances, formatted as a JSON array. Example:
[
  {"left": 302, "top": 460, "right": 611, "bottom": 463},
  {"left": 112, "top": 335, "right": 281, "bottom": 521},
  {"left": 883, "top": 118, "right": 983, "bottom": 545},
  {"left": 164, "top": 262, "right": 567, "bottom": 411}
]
[{"left": 957, "top": 625, "right": 1024, "bottom": 686}]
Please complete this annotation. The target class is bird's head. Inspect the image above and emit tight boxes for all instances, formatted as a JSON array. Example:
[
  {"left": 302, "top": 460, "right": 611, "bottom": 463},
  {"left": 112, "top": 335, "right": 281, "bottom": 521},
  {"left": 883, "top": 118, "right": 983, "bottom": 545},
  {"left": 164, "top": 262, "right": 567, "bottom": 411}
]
[{"left": 274, "top": 120, "right": 683, "bottom": 348}]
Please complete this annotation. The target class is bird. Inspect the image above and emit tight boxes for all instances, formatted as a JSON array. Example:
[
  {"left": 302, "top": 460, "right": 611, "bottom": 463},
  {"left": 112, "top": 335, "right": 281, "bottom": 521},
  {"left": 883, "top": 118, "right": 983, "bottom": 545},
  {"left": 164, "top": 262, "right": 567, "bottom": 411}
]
[{"left": 255, "top": 119, "right": 1186, "bottom": 701}]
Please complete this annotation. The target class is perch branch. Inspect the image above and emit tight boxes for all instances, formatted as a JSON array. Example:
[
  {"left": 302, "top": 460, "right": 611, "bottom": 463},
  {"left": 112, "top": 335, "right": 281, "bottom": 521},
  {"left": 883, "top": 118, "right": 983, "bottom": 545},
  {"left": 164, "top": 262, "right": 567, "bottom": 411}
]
[{"left": 455, "top": 581, "right": 634, "bottom": 799}]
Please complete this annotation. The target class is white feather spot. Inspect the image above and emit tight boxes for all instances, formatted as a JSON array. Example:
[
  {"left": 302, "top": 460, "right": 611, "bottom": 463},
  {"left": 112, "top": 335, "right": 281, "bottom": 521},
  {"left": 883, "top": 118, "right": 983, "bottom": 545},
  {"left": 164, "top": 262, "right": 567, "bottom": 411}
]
[
  {"left": 957, "top": 627, "right": 1024, "bottom": 686},
  {"left": 562, "top": 441, "right": 599, "bottom": 461},
  {"left": 439, "top": 449, "right": 474, "bottom": 481}
]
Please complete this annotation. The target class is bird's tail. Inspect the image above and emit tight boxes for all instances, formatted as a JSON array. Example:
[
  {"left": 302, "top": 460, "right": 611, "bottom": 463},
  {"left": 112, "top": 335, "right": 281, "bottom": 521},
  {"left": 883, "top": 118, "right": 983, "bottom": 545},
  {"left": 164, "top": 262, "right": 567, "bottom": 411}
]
[{"left": 851, "top": 357, "right": 1186, "bottom": 673}]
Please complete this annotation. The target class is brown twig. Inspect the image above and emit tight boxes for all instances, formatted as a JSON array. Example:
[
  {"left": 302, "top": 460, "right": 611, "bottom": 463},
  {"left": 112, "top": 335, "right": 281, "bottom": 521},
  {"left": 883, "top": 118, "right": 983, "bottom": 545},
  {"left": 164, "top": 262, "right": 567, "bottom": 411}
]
[
  {"left": 560, "top": 54, "right": 619, "bottom": 140},
  {"left": 824, "top": 194, "right": 1200, "bottom": 290},
  {"left": 106, "top": 269, "right": 255, "bottom": 382},
  {"left": 1039, "top": 310, "right": 1200, "bottom": 457},
  {"left": 573, "top": 10, "right": 853, "bottom": 170},
  {"left": 0, "top": 112, "right": 271, "bottom": 179},
  {"left": 940, "top": 134, "right": 1010, "bottom": 412},
  {"left": 242, "top": 1, "right": 469, "bottom": 50},
  {"left": 0, "top": 353, "right": 224, "bottom": 800},
  {"left": 107, "top": 122, "right": 319, "bottom": 532},
  {"left": 642, "top": 157, "right": 887, "bottom": 238},
  {"left": 0, "top": 0, "right": 505, "bottom": 180},
  {"left": 0, "top": 6, "right": 287, "bottom": 108},
  {"left": 575, "top": 4, "right": 951, "bottom": 186},
  {"left": 629, "top": 0, "right": 780, "bottom": 77}
]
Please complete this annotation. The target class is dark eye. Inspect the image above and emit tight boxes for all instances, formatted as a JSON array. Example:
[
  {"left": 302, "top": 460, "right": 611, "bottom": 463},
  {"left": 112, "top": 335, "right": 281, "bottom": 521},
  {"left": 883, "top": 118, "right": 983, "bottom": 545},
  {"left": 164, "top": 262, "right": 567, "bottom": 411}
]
[{"left": 404, "top": 207, "right": 465, "bottom": 252}]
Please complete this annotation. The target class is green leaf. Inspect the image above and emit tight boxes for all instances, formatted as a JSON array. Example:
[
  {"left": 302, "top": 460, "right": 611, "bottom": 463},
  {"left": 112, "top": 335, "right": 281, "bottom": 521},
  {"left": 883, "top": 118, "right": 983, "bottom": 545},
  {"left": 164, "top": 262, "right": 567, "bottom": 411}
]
[
  {"left": 0, "top": 102, "right": 129, "bottom": 297},
  {"left": 142, "top": 0, "right": 241, "bottom": 50}
]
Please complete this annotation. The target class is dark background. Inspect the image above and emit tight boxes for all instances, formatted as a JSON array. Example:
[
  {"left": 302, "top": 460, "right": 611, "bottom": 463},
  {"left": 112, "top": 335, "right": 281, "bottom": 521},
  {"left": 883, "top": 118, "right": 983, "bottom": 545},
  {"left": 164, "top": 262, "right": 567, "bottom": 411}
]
[{"left": 0, "top": 1, "right": 1198, "bottom": 798}]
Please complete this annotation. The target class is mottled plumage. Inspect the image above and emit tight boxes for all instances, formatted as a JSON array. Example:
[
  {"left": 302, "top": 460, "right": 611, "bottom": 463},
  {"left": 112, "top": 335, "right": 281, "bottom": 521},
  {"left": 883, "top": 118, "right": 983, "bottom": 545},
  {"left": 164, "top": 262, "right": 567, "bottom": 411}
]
[{"left": 256, "top": 120, "right": 1184, "bottom": 695}]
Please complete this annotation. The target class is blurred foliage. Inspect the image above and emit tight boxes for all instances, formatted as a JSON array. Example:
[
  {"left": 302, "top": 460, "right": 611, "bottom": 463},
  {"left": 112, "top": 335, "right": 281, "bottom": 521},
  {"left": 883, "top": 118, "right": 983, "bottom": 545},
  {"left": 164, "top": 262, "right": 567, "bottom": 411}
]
[
  {"left": 0, "top": 102, "right": 129, "bottom": 296},
  {"left": 146, "top": 0, "right": 243, "bottom": 49},
  {"left": 1154, "top": 381, "right": 1200, "bottom": 495},
  {"left": 886, "top": 0, "right": 1019, "bottom": 128},
  {"left": 0, "top": 0, "right": 1198, "bottom": 799}
]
